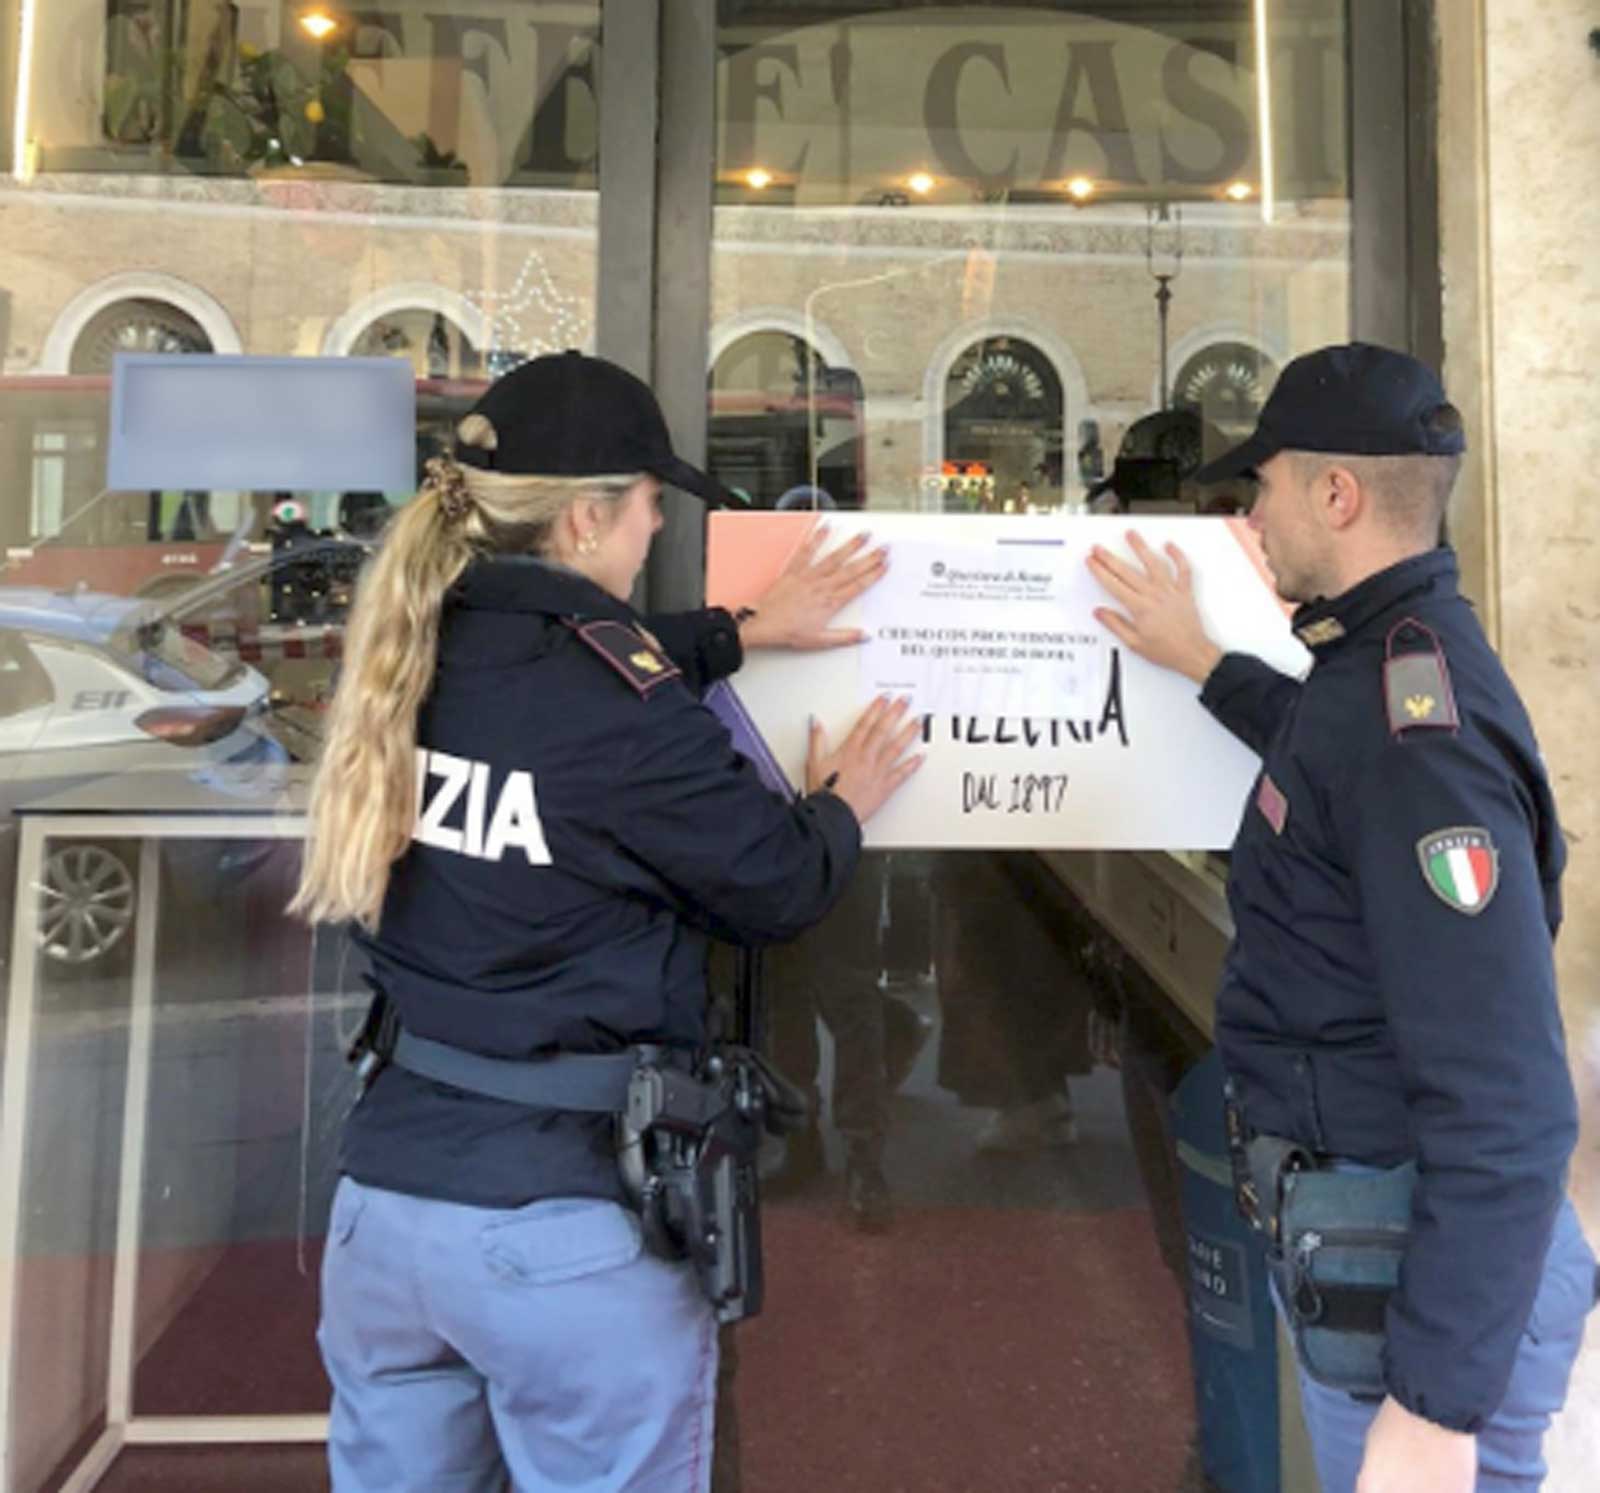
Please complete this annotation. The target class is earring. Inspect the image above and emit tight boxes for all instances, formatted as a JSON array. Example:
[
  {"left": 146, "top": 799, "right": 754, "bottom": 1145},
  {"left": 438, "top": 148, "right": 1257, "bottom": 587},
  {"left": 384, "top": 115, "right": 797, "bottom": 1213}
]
[{"left": 578, "top": 533, "right": 599, "bottom": 556}]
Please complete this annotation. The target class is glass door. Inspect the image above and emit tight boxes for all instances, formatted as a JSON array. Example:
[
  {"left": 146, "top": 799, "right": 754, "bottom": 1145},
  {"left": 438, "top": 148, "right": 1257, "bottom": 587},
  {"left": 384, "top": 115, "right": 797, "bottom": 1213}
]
[{"left": 704, "top": 4, "right": 1354, "bottom": 1488}]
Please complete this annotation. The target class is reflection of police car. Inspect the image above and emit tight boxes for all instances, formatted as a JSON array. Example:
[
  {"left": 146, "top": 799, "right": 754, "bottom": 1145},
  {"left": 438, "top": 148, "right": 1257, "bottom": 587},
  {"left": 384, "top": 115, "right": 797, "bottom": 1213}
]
[
  {"left": 159, "top": 537, "right": 371, "bottom": 760},
  {"left": 0, "top": 588, "right": 283, "bottom": 969}
]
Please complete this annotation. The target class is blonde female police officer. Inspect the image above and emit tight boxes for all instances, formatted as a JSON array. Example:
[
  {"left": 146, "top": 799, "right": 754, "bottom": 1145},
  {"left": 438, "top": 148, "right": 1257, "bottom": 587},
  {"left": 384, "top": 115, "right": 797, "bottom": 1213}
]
[{"left": 293, "top": 351, "right": 922, "bottom": 1493}]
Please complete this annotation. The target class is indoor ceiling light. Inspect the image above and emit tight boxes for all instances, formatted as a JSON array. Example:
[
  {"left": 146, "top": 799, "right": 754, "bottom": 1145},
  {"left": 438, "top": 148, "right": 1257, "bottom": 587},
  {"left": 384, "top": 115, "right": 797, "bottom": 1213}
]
[
  {"left": 1225, "top": 180, "right": 1255, "bottom": 201},
  {"left": 299, "top": 10, "right": 339, "bottom": 41},
  {"left": 745, "top": 167, "right": 773, "bottom": 190},
  {"left": 1065, "top": 176, "right": 1096, "bottom": 202},
  {"left": 907, "top": 172, "right": 935, "bottom": 195}
]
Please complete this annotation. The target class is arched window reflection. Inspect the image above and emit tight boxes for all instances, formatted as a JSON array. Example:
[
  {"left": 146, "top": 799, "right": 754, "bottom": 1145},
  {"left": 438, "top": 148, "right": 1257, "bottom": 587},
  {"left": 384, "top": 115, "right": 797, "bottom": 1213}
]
[
  {"left": 1172, "top": 341, "right": 1278, "bottom": 441},
  {"left": 349, "top": 309, "right": 486, "bottom": 380},
  {"left": 68, "top": 297, "right": 212, "bottom": 374},
  {"left": 941, "top": 337, "right": 1064, "bottom": 513},
  {"left": 708, "top": 330, "right": 864, "bottom": 509}
]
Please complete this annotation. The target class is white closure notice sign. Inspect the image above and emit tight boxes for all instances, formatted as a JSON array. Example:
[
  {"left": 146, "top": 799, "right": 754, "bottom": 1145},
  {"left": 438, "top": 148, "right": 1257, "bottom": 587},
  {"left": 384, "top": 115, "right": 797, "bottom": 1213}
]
[
  {"left": 858, "top": 536, "right": 1110, "bottom": 717},
  {"left": 705, "top": 513, "right": 1310, "bottom": 850}
]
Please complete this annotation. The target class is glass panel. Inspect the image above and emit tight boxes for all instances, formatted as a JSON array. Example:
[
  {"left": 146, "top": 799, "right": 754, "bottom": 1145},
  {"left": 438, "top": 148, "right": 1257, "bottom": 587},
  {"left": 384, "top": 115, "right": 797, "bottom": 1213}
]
[
  {"left": 0, "top": 821, "right": 337, "bottom": 1486},
  {"left": 39, "top": 0, "right": 599, "bottom": 187},
  {"left": 126, "top": 837, "right": 328, "bottom": 1420},
  {"left": 709, "top": 3, "right": 1351, "bottom": 1484},
  {"left": 709, "top": 0, "right": 1349, "bottom": 517},
  {"left": 1, "top": 3, "right": 599, "bottom": 1483}
]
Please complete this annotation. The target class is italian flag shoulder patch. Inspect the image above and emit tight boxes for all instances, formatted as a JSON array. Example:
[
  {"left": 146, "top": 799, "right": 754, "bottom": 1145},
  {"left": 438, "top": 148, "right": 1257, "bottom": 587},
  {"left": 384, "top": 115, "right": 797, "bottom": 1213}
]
[{"left": 1416, "top": 827, "right": 1499, "bottom": 915}]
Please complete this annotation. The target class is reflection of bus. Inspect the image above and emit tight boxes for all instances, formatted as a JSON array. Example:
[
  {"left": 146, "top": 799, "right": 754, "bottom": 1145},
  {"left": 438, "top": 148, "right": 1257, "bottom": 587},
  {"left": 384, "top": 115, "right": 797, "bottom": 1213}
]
[
  {"left": 707, "top": 385, "right": 864, "bottom": 509},
  {"left": 0, "top": 373, "right": 486, "bottom": 598}
]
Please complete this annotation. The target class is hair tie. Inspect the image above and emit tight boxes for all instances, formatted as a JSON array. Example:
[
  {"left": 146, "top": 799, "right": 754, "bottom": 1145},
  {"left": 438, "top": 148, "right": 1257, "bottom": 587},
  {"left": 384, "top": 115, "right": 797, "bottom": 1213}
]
[{"left": 426, "top": 455, "right": 473, "bottom": 524}]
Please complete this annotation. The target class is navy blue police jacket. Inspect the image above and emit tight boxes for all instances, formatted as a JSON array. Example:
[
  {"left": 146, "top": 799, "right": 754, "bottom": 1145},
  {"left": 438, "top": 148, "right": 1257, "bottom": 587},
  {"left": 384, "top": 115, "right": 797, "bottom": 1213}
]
[
  {"left": 1200, "top": 546, "right": 1576, "bottom": 1433},
  {"left": 341, "top": 555, "right": 861, "bottom": 1210}
]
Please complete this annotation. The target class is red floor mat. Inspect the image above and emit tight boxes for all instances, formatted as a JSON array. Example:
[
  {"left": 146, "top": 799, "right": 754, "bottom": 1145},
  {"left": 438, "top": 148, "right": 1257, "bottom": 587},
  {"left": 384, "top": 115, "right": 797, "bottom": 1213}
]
[
  {"left": 739, "top": 1203, "right": 1193, "bottom": 1493},
  {"left": 104, "top": 1201, "right": 1191, "bottom": 1491}
]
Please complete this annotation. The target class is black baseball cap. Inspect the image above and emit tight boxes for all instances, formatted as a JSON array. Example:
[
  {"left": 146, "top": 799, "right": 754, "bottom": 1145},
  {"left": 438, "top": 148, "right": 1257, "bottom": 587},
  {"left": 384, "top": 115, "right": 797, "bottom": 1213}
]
[
  {"left": 454, "top": 350, "right": 743, "bottom": 507},
  {"left": 1194, "top": 342, "right": 1466, "bottom": 483}
]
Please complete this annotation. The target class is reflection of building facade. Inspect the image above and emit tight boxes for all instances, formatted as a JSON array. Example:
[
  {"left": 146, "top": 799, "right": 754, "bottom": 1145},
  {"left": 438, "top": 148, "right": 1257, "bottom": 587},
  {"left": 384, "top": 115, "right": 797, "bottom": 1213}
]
[
  {"left": 1, "top": 178, "right": 1338, "bottom": 534},
  {"left": 4, "top": 0, "right": 1352, "bottom": 539}
]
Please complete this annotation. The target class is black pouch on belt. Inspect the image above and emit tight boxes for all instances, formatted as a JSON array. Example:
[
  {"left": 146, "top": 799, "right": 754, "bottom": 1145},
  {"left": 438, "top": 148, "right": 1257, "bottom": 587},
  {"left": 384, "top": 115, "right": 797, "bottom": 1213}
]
[{"left": 1268, "top": 1155, "right": 1416, "bottom": 1397}]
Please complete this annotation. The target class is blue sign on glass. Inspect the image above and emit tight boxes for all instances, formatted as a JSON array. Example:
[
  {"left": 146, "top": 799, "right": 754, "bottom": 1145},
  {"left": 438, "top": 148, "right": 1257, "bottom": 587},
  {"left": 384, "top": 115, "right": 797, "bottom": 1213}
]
[{"left": 107, "top": 354, "right": 416, "bottom": 493}]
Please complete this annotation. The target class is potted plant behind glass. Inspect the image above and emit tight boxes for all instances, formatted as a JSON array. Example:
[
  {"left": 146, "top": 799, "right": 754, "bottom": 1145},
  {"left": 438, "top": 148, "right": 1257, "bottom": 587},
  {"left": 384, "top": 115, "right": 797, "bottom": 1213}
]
[
  {"left": 97, "top": 2, "right": 371, "bottom": 182},
  {"left": 209, "top": 41, "right": 370, "bottom": 180},
  {"left": 411, "top": 134, "right": 470, "bottom": 188}
]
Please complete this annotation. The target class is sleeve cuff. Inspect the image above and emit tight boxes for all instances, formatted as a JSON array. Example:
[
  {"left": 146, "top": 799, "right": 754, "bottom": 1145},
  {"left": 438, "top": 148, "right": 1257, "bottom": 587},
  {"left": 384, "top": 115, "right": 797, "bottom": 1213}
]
[
  {"left": 1382, "top": 1369, "right": 1487, "bottom": 1436},
  {"left": 699, "top": 606, "right": 745, "bottom": 686},
  {"left": 803, "top": 788, "right": 863, "bottom": 848},
  {"left": 1197, "top": 650, "right": 1252, "bottom": 711}
]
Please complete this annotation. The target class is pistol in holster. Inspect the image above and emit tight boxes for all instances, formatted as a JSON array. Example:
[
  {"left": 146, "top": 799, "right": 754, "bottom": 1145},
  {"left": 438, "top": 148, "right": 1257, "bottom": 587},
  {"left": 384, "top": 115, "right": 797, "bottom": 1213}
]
[{"left": 616, "top": 1045, "right": 809, "bottom": 1325}]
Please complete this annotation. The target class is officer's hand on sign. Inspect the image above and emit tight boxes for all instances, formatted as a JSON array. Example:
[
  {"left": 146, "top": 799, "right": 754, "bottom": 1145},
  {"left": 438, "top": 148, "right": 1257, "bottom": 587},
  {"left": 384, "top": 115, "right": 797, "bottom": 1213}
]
[
  {"left": 1087, "top": 531, "right": 1223, "bottom": 685},
  {"left": 806, "top": 695, "right": 924, "bottom": 823},
  {"left": 738, "top": 523, "right": 888, "bottom": 651},
  {"left": 1356, "top": 1396, "right": 1476, "bottom": 1493}
]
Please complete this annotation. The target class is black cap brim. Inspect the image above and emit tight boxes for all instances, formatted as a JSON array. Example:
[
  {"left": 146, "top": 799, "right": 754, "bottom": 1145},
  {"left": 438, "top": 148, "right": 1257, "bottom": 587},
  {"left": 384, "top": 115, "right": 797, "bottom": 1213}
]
[
  {"left": 1195, "top": 430, "right": 1279, "bottom": 485},
  {"left": 648, "top": 455, "right": 748, "bottom": 509}
]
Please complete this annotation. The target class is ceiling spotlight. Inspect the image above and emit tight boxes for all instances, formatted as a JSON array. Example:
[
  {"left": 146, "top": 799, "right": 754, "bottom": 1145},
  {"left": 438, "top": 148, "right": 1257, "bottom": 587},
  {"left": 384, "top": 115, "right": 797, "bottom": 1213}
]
[
  {"left": 907, "top": 172, "right": 936, "bottom": 195},
  {"left": 1224, "top": 180, "right": 1255, "bottom": 202},
  {"left": 1065, "top": 176, "right": 1096, "bottom": 202},
  {"left": 744, "top": 167, "right": 772, "bottom": 190},
  {"left": 299, "top": 10, "right": 339, "bottom": 41}
]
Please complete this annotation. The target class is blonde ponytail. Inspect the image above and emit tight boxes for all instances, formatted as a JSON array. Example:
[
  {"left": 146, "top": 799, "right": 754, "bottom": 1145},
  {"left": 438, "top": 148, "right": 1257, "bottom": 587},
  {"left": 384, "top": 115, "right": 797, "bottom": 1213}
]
[
  {"left": 291, "top": 419, "right": 643, "bottom": 930},
  {"left": 290, "top": 480, "right": 473, "bottom": 929}
]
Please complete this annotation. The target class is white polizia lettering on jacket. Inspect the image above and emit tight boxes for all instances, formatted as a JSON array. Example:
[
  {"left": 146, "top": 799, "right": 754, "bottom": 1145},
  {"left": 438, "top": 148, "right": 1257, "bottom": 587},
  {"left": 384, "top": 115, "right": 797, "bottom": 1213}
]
[{"left": 412, "top": 748, "right": 552, "bottom": 864}]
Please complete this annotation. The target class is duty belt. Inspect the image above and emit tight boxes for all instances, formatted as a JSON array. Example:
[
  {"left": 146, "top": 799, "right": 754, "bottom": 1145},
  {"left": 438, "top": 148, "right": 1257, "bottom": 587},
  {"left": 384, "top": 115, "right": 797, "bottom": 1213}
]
[
  {"left": 346, "top": 987, "right": 804, "bottom": 1324},
  {"left": 391, "top": 1029, "right": 638, "bottom": 1112}
]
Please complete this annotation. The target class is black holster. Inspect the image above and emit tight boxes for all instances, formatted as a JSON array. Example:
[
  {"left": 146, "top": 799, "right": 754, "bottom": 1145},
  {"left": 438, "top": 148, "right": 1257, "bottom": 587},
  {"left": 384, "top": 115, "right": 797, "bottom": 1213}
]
[
  {"left": 617, "top": 1046, "right": 805, "bottom": 1324},
  {"left": 347, "top": 985, "right": 400, "bottom": 1089}
]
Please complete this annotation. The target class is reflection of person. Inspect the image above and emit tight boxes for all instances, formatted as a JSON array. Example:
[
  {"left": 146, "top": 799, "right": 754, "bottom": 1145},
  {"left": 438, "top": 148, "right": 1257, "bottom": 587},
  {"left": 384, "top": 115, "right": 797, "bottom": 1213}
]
[
  {"left": 1076, "top": 418, "right": 1105, "bottom": 491},
  {"left": 933, "top": 852, "right": 1093, "bottom": 1152},
  {"left": 1088, "top": 343, "right": 1595, "bottom": 1493},
  {"left": 1084, "top": 408, "right": 1248, "bottom": 516},
  {"left": 291, "top": 352, "right": 923, "bottom": 1493},
  {"left": 337, "top": 490, "right": 391, "bottom": 539},
  {"left": 766, "top": 853, "right": 901, "bottom": 1230}
]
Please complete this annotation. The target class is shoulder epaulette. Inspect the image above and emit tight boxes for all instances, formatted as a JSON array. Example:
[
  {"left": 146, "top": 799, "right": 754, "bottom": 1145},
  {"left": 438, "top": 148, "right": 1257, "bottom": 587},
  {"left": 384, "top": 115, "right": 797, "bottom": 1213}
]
[
  {"left": 565, "top": 619, "right": 682, "bottom": 697},
  {"left": 1384, "top": 617, "right": 1459, "bottom": 736}
]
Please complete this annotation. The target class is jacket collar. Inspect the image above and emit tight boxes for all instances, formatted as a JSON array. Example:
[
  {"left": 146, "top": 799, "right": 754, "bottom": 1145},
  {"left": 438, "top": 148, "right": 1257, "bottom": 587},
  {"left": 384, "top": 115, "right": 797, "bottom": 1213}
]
[
  {"left": 449, "top": 555, "right": 641, "bottom": 626},
  {"left": 1290, "top": 547, "right": 1459, "bottom": 656}
]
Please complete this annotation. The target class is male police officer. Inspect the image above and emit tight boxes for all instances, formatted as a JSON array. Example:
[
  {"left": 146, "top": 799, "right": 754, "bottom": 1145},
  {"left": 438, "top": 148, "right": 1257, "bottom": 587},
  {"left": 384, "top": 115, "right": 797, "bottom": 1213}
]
[{"left": 1087, "top": 343, "right": 1595, "bottom": 1493}]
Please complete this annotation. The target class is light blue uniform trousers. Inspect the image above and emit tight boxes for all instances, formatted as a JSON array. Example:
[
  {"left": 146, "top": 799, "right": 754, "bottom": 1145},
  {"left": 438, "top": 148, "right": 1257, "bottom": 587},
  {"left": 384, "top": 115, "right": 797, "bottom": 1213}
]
[
  {"left": 1287, "top": 1198, "right": 1595, "bottom": 1493},
  {"left": 319, "top": 1177, "right": 718, "bottom": 1493}
]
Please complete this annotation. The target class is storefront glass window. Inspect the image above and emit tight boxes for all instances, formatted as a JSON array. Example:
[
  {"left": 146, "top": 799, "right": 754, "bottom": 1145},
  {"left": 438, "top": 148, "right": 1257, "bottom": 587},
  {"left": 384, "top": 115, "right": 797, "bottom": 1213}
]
[
  {"left": 0, "top": 4, "right": 598, "bottom": 1486},
  {"left": 709, "top": 0, "right": 1350, "bottom": 515},
  {"left": 0, "top": 0, "right": 1410, "bottom": 1485}
]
